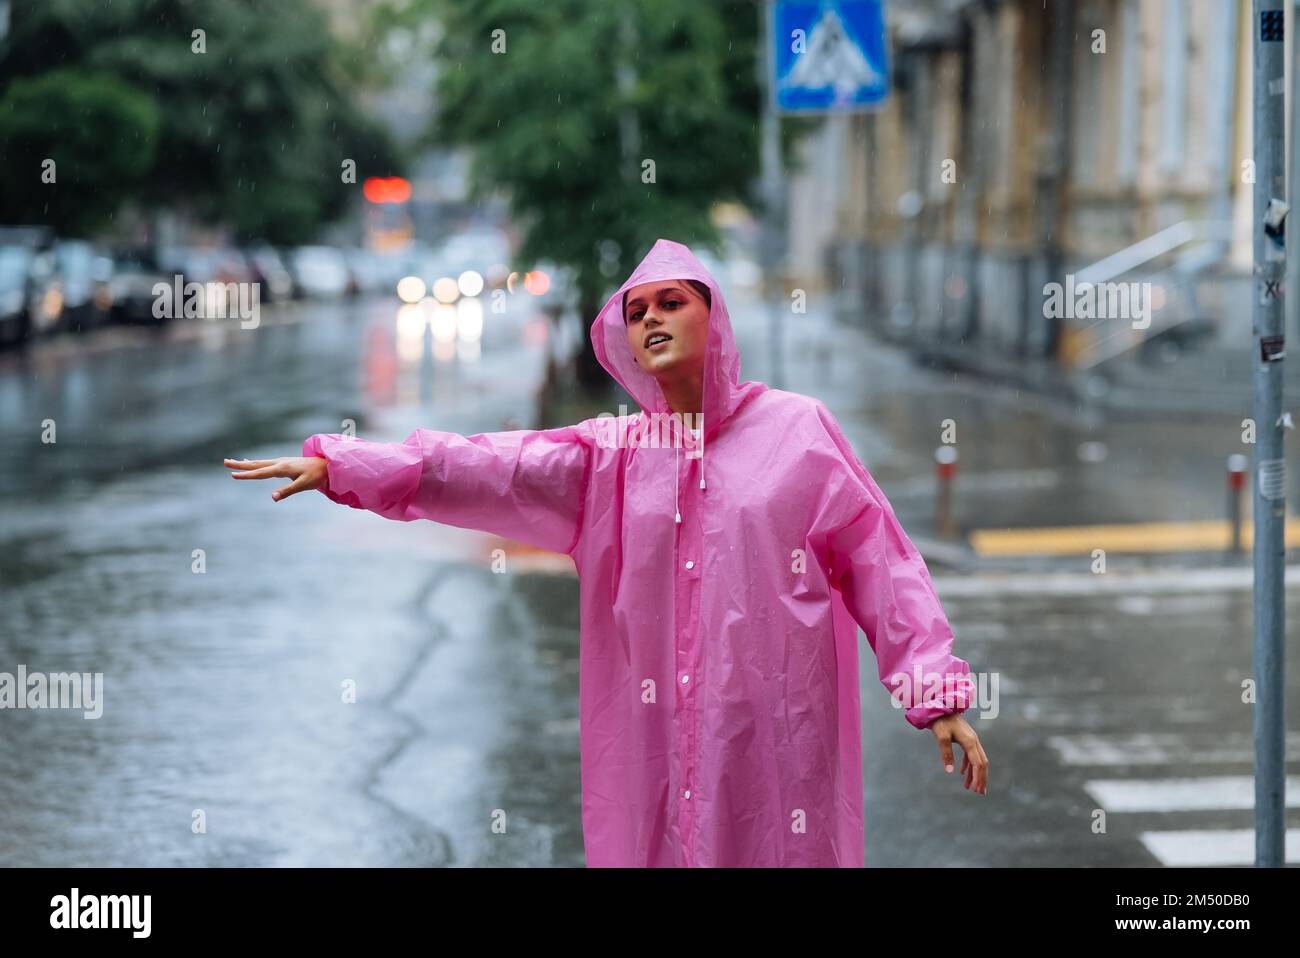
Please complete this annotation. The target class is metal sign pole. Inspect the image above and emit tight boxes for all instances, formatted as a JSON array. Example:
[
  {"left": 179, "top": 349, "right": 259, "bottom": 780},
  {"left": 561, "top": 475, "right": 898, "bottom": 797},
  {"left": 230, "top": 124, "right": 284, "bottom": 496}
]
[
  {"left": 761, "top": 0, "right": 786, "bottom": 390},
  {"left": 1252, "top": 0, "right": 1287, "bottom": 869}
]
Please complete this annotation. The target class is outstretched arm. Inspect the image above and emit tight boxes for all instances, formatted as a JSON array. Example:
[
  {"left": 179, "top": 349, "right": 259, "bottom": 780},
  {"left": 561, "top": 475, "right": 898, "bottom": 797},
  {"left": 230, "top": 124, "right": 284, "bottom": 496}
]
[
  {"left": 304, "top": 427, "right": 590, "bottom": 554},
  {"left": 226, "top": 423, "right": 591, "bottom": 556}
]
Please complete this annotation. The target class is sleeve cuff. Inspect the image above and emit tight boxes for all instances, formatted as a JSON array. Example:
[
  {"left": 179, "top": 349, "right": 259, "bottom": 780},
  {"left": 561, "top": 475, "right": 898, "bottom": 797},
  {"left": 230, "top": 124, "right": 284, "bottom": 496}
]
[
  {"left": 908, "top": 704, "right": 965, "bottom": 730},
  {"left": 904, "top": 676, "right": 976, "bottom": 730},
  {"left": 301, "top": 433, "right": 358, "bottom": 507}
]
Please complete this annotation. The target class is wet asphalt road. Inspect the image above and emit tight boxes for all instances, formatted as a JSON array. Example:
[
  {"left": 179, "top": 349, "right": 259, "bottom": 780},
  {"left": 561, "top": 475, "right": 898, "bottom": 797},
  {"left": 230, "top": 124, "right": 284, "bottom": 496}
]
[
  {"left": 0, "top": 295, "right": 586, "bottom": 866},
  {"left": 1, "top": 286, "right": 1297, "bottom": 866}
]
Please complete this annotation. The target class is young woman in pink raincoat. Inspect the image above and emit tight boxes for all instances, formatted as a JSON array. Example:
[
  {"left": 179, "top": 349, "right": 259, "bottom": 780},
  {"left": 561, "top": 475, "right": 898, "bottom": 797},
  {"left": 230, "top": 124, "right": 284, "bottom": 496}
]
[{"left": 224, "top": 238, "right": 988, "bottom": 867}]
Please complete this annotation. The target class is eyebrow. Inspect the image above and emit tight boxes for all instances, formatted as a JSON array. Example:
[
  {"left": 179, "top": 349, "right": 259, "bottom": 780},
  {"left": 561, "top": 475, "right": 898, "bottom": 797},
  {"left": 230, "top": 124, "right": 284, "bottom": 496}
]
[{"left": 624, "top": 285, "right": 688, "bottom": 319}]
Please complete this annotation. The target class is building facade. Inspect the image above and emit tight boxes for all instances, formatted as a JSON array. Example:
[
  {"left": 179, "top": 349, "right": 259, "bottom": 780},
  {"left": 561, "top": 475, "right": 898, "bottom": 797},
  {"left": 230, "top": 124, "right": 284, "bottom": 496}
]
[{"left": 793, "top": 0, "right": 1253, "bottom": 372}]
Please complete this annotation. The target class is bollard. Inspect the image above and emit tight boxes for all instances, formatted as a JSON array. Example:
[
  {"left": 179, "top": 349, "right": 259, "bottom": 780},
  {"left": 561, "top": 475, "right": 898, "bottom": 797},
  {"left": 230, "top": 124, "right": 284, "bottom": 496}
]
[
  {"left": 1227, "top": 453, "right": 1248, "bottom": 554},
  {"left": 935, "top": 446, "right": 958, "bottom": 540}
]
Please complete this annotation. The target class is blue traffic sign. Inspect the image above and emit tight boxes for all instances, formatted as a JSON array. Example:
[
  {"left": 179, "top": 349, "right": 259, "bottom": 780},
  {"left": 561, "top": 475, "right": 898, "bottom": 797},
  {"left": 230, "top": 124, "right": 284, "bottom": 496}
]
[{"left": 772, "top": 1, "right": 890, "bottom": 113}]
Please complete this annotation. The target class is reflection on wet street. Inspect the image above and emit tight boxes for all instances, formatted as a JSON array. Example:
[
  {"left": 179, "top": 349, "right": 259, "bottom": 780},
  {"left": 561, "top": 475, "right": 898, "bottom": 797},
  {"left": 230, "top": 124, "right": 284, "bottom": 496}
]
[{"left": 0, "top": 297, "right": 586, "bottom": 866}]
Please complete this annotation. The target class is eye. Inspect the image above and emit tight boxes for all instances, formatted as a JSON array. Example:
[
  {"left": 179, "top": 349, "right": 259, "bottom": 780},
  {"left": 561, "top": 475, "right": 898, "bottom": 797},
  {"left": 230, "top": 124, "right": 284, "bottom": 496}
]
[{"left": 664, "top": 299, "right": 682, "bottom": 309}]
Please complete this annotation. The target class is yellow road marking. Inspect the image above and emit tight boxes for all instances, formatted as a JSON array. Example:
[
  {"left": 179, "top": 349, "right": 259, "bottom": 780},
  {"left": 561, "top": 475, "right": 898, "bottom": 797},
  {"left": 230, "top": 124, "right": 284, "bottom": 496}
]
[{"left": 970, "top": 519, "right": 1300, "bottom": 556}]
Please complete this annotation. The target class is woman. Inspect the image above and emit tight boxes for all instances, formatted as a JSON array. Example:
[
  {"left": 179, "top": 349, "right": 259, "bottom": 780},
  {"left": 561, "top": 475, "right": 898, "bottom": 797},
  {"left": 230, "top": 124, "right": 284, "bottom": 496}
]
[{"left": 224, "top": 237, "right": 988, "bottom": 867}]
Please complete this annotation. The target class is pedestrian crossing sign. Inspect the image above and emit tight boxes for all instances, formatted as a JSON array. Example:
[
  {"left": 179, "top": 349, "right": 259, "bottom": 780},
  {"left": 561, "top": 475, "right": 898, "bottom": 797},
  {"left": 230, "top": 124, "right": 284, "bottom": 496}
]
[{"left": 772, "top": 0, "right": 890, "bottom": 113}]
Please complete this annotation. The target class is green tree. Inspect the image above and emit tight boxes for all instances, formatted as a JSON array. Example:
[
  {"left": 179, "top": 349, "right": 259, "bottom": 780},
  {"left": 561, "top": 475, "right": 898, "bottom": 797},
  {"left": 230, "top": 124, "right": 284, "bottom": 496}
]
[
  {"left": 410, "top": 0, "right": 801, "bottom": 389},
  {"left": 0, "top": 69, "right": 161, "bottom": 236},
  {"left": 0, "top": 0, "right": 403, "bottom": 243}
]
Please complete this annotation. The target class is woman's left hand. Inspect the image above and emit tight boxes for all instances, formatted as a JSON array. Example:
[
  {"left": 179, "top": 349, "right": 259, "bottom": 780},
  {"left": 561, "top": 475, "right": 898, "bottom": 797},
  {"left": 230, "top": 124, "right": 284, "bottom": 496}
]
[{"left": 928, "top": 714, "right": 988, "bottom": 795}]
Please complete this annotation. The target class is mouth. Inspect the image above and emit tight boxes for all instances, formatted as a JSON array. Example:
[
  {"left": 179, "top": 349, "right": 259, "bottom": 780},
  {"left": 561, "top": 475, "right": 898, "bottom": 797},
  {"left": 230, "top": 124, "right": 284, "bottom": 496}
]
[{"left": 644, "top": 332, "right": 672, "bottom": 351}]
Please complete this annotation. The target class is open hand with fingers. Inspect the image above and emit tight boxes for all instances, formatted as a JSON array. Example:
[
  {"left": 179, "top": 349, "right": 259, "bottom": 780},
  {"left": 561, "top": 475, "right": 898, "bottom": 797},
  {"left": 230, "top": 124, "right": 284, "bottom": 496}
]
[
  {"left": 224, "top": 456, "right": 329, "bottom": 502},
  {"left": 928, "top": 713, "right": 989, "bottom": 795}
]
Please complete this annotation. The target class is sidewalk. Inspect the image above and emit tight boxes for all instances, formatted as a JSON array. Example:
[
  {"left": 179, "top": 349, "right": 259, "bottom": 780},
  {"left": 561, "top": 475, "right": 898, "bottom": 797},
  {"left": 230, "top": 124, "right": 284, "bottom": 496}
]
[{"left": 912, "top": 333, "right": 1300, "bottom": 417}]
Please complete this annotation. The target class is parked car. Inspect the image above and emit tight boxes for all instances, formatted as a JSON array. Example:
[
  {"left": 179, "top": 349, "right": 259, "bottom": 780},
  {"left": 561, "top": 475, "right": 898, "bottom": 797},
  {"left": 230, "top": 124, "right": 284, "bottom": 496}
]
[
  {"left": 0, "top": 245, "right": 34, "bottom": 348},
  {"left": 289, "top": 246, "right": 350, "bottom": 298},
  {"left": 28, "top": 241, "right": 115, "bottom": 334},
  {"left": 155, "top": 246, "right": 252, "bottom": 319},
  {"left": 106, "top": 248, "right": 172, "bottom": 326},
  {"left": 0, "top": 227, "right": 54, "bottom": 348},
  {"left": 245, "top": 246, "right": 294, "bottom": 302}
]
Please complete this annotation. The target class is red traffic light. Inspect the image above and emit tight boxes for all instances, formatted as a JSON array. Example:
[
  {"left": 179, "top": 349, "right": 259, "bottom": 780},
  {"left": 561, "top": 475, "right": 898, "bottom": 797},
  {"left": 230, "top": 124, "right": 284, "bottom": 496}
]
[{"left": 363, "top": 177, "right": 412, "bottom": 204}]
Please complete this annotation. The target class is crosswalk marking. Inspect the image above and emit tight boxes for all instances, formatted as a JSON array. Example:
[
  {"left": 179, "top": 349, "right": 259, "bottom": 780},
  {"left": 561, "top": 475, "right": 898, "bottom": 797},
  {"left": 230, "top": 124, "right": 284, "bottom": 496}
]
[
  {"left": 1139, "top": 829, "right": 1300, "bottom": 866},
  {"left": 1044, "top": 731, "right": 1300, "bottom": 864},
  {"left": 1050, "top": 732, "right": 1300, "bottom": 766},
  {"left": 1084, "top": 775, "right": 1300, "bottom": 812}
]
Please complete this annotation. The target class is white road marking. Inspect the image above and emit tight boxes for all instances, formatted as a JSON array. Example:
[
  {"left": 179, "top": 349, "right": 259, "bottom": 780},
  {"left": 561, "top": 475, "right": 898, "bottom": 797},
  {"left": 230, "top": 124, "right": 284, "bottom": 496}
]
[
  {"left": 1139, "top": 829, "right": 1300, "bottom": 866},
  {"left": 1050, "top": 732, "right": 1300, "bottom": 766},
  {"left": 931, "top": 564, "right": 1300, "bottom": 596},
  {"left": 1084, "top": 775, "right": 1300, "bottom": 812}
]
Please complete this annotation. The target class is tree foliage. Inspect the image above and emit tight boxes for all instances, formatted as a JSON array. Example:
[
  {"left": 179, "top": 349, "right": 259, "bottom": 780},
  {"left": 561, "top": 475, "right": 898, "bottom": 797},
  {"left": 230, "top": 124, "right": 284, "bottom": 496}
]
[
  {"left": 0, "top": 0, "right": 403, "bottom": 242},
  {"left": 0, "top": 68, "right": 161, "bottom": 235},
  {"left": 413, "top": 0, "right": 779, "bottom": 384}
]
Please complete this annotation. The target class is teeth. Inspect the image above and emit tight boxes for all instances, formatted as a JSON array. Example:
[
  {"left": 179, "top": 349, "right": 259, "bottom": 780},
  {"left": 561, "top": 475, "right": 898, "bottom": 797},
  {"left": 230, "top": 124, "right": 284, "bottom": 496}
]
[{"left": 647, "top": 335, "right": 669, "bottom": 346}]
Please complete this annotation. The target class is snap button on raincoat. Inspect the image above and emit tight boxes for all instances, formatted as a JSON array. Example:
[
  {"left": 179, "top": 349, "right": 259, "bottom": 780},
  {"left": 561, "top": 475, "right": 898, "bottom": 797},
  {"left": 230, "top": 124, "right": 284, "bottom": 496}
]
[{"left": 302, "top": 238, "right": 975, "bottom": 867}]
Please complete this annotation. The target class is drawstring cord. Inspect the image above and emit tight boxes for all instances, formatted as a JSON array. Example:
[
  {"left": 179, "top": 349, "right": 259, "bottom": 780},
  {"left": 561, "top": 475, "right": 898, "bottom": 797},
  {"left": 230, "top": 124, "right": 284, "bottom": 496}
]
[
  {"left": 675, "top": 420, "right": 706, "bottom": 524},
  {"left": 675, "top": 441, "right": 681, "bottom": 524}
]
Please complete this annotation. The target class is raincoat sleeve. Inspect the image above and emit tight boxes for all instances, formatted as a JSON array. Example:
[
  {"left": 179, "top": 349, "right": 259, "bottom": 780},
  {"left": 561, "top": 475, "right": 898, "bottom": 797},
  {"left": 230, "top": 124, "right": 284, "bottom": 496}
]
[
  {"left": 813, "top": 401, "right": 976, "bottom": 731},
  {"left": 301, "top": 426, "right": 590, "bottom": 555}
]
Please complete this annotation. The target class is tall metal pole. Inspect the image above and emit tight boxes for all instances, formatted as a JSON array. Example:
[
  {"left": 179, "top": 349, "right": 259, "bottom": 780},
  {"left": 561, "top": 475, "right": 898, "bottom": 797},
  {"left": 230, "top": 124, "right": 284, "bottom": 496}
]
[
  {"left": 1252, "top": 0, "right": 1287, "bottom": 868},
  {"left": 903, "top": 55, "right": 927, "bottom": 345},
  {"left": 1037, "top": 1, "right": 1073, "bottom": 360},
  {"left": 1289, "top": 0, "right": 1300, "bottom": 343},
  {"left": 954, "top": 9, "right": 984, "bottom": 343},
  {"left": 617, "top": 2, "right": 641, "bottom": 185},
  {"left": 760, "top": 0, "right": 785, "bottom": 389}
]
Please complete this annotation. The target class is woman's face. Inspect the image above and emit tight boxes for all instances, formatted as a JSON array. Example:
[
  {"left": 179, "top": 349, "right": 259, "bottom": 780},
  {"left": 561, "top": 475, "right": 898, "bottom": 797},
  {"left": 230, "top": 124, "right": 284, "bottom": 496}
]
[{"left": 624, "top": 279, "right": 709, "bottom": 378}]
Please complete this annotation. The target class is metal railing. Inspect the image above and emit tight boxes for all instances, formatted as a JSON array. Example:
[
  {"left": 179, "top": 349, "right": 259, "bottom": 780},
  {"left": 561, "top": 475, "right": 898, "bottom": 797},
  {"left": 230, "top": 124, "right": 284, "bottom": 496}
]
[{"left": 1072, "top": 220, "right": 1233, "bottom": 370}]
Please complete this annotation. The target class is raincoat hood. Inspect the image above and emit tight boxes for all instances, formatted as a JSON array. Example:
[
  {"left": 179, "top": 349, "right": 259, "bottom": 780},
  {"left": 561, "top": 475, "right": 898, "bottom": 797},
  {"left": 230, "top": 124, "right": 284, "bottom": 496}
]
[
  {"left": 590, "top": 238, "right": 767, "bottom": 522},
  {"left": 590, "top": 238, "right": 755, "bottom": 441}
]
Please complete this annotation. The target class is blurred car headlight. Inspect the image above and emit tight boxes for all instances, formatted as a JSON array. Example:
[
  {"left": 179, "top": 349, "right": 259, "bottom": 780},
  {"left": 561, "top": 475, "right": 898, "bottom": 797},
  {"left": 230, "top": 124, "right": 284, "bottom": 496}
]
[
  {"left": 432, "top": 277, "right": 459, "bottom": 304},
  {"left": 457, "top": 270, "right": 484, "bottom": 298},
  {"left": 396, "top": 275, "right": 426, "bottom": 303}
]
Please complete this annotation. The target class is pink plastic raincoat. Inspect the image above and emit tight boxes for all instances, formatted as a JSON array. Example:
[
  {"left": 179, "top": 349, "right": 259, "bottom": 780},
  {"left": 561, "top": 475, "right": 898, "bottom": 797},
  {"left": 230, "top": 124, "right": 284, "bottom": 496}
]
[{"left": 302, "top": 238, "right": 974, "bottom": 867}]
